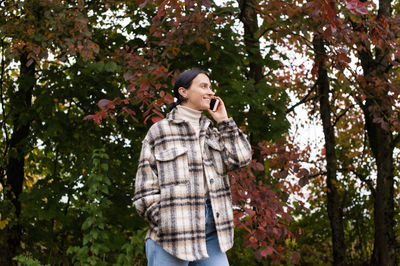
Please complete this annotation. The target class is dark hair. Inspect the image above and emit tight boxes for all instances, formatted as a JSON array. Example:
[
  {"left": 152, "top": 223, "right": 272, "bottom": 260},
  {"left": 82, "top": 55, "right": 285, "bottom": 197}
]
[{"left": 169, "top": 69, "right": 210, "bottom": 110}]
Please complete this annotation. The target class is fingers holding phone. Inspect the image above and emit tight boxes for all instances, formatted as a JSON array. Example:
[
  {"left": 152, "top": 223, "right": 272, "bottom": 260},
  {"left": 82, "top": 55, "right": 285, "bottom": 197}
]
[{"left": 208, "top": 96, "right": 228, "bottom": 123}]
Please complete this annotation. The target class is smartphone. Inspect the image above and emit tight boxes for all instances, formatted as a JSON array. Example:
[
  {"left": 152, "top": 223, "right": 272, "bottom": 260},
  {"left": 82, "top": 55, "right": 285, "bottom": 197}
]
[{"left": 210, "top": 98, "right": 220, "bottom": 112}]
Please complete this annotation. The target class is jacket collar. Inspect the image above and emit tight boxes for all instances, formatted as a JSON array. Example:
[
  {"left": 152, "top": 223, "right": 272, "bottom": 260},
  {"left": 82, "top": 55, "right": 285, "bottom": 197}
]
[
  {"left": 166, "top": 107, "right": 211, "bottom": 130},
  {"left": 166, "top": 107, "right": 185, "bottom": 124}
]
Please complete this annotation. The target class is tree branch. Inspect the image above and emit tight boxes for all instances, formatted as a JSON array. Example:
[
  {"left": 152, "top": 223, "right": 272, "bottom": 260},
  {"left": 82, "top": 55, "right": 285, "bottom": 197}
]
[
  {"left": 286, "top": 82, "right": 317, "bottom": 114},
  {"left": 333, "top": 104, "right": 355, "bottom": 127},
  {"left": 307, "top": 171, "right": 327, "bottom": 180},
  {"left": 347, "top": 169, "right": 376, "bottom": 197}
]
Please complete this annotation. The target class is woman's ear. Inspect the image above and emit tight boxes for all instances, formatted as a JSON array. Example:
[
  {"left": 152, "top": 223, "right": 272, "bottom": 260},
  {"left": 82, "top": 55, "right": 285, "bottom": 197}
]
[{"left": 178, "top": 87, "right": 187, "bottom": 98}]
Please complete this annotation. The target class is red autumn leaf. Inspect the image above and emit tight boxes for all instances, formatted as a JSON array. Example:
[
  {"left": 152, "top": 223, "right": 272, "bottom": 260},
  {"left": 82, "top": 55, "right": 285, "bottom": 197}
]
[
  {"left": 123, "top": 71, "right": 135, "bottom": 82},
  {"left": 279, "top": 170, "right": 288, "bottom": 179},
  {"left": 337, "top": 51, "right": 351, "bottom": 64},
  {"left": 260, "top": 246, "right": 274, "bottom": 257},
  {"left": 98, "top": 99, "right": 111, "bottom": 110},
  {"left": 152, "top": 107, "right": 164, "bottom": 118},
  {"left": 83, "top": 114, "right": 94, "bottom": 121},
  {"left": 255, "top": 226, "right": 267, "bottom": 240},
  {"left": 143, "top": 113, "right": 151, "bottom": 124},
  {"left": 321, "top": 0, "right": 337, "bottom": 28},
  {"left": 151, "top": 116, "right": 162, "bottom": 123},
  {"left": 93, "top": 111, "right": 105, "bottom": 124},
  {"left": 298, "top": 177, "right": 308, "bottom": 187},
  {"left": 164, "top": 93, "right": 174, "bottom": 104},
  {"left": 255, "top": 162, "right": 264, "bottom": 171},
  {"left": 234, "top": 212, "right": 245, "bottom": 220},
  {"left": 298, "top": 168, "right": 310, "bottom": 178},
  {"left": 245, "top": 208, "right": 256, "bottom": 217},
  {"left": 346, "top": 0, "right": 369, "bottom": 15},
  {"left": 113, "top": 98, "right": 122, "bottom": 105},
  {"left": 106, "top": 101, "right": 115, "bottom": 109},
  {"left": 138, "top": 0, "right": 150, "bottom": 9}
]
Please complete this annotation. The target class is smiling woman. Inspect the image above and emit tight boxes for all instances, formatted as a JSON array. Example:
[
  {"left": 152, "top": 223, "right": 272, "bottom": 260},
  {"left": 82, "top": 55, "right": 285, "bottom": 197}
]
[
  {"left": 133, "top": 69, "right": 252, "bottom": 266},
  {"left": 176, "top": 72, "right": 214, "bottom": 111},
  {"left": 170, "top": 69, "right": 229, "bottom": 123},
  {"left": 169, "top": 69, "right": 211, "bottom": 108}
]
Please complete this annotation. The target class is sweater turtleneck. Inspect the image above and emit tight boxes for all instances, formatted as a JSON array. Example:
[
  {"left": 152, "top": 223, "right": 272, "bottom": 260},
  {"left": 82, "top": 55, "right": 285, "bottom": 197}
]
[{"left": 176, "top": 105, "right": 202, "bottom": 137}]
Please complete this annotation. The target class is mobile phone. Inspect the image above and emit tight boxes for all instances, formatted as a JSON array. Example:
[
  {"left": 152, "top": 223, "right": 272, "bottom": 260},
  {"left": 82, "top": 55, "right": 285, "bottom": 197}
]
[{"left": 210, "top": 98, "right": 220, "bottom": 112}]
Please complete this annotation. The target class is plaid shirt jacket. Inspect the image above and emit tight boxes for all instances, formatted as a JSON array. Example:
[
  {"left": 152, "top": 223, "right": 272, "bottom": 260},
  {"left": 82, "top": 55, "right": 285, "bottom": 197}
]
[{"left": 133, "top": 107, "right": 252, "bottom": 261}]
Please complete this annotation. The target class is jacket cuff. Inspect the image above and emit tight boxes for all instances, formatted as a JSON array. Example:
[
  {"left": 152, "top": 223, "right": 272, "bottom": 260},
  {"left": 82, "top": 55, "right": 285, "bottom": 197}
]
[
  {"left": 217, "top": 118, "right": 238, "bottom": 136},
  {"left": 146, "top": 202, "right": 160, "bottom": 226}
]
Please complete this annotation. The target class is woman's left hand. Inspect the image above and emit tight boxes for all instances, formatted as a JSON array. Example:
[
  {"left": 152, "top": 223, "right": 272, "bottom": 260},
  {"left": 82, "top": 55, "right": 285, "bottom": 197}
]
[{"left": 207, "top": 96, "right": 229, "bottom": 123}]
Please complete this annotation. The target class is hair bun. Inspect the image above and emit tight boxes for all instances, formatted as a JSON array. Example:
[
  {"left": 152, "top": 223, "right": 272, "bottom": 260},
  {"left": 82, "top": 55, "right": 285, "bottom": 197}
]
[{"left": 169, "top": 101, "right": 180, "bottom": 110}]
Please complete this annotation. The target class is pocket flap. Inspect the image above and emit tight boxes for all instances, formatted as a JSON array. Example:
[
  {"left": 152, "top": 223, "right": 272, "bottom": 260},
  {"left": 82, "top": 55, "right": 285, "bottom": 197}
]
[
  {"left": 206, "top": 139, "right": 223, "bottom": 151},
  {"left": 155, "top": 147, "right": 188, "bottom": 162}
]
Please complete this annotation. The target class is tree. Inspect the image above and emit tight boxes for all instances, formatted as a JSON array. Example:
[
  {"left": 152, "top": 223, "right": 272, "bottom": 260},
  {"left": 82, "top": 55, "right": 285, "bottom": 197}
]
[
  {"left": 311, "top": 1, "right": 400, "bottom": 263},
  {"left": 1, "top": 0, "right": 99, "bottom": 263},
  {"left": 1, "top": 1, "right": 148, "bottom": 264},
  {"left": 352, "top": 1, "right": 398, "bottom": 263},
  {"left": 313, "top": 33, "right": 346, "bottom": 264},
  {"left": 260, "top": 0, "right": 400, "bottom": 264}
]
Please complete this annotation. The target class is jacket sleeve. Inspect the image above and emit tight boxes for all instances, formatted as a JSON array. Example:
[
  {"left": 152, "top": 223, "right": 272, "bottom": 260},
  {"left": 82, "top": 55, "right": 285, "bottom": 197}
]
[
  {"left": 217, "top": 118, "right": 252, "bottom": 171},
  {"left": 133, "top": 139, "right": 160, "bottom": 226}
]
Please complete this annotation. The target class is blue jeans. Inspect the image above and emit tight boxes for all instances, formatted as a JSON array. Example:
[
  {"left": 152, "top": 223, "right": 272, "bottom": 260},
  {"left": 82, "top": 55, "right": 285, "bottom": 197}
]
[{"left": 146, "top": 198, "right": 229, "bottom": 266}]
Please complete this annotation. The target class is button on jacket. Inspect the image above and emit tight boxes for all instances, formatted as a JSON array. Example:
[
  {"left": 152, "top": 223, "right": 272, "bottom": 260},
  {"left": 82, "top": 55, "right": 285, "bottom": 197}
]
[{"left": 133, "top": 107, "right": 252, "bottom": 261}]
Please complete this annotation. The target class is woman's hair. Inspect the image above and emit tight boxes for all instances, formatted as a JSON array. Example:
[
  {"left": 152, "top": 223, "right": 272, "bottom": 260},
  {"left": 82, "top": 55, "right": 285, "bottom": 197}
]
[{"left": 169, "top": 69, "right": 210, "bottom": 110}]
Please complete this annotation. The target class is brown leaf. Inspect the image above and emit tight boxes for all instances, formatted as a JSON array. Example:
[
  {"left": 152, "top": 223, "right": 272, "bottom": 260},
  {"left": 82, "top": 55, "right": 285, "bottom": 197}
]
[{"left": 290, "top": 251, "right": 301, "bottom": 264}]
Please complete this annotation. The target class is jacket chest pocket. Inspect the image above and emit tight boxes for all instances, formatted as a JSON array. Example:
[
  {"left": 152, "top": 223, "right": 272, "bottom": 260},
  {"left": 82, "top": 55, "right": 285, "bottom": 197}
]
[{"left": 155, "top": 147, "right": 190, "bottom": 187}]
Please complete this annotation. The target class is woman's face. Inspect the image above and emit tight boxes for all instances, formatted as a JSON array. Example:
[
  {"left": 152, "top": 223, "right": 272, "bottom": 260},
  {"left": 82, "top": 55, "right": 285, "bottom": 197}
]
[{"left": 179, "top": 73, "right": 214, "bottom": 111}]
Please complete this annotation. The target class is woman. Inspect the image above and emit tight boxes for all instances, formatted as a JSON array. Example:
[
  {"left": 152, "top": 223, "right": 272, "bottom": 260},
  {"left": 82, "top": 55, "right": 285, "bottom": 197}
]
[{"left": 133, "top": 69, "right": 252, "bottom": 265}]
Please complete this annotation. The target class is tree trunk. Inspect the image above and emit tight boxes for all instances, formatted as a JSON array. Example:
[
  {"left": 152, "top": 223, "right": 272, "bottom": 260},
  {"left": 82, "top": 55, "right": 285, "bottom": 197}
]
[
  {"left": 237, "top": 0, "right": 264, "bottom": 161},
  {"left": 363, "top": 100, "right": 396, "bottom": 265},
  {"left": 237, "top": 0, "right": 263, "bottom": 83},
  {"left": 359, "top": 72, "right": 396, "bottom": 265},
  {"left": 313, "top": 34, "right": 346, "bottom": 265},
  {"left": 0, "top": 53, "right": 35, "bottom": 265},
  {"left": 356, "top": 0, "right": 397, "bottom": 264}
]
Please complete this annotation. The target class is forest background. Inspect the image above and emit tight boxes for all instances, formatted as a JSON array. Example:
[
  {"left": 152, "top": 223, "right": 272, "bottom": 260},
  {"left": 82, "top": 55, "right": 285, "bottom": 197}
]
[{"left": 1, "top": 0, "right": 400, "bottom": 265}]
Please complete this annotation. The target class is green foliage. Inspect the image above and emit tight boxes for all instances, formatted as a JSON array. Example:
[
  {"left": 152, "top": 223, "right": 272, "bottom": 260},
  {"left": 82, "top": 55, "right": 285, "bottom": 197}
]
[
  {"left": 13, "top": 254, "right": 50, "bottom": 266},
  {"left": 289, "top": 183, "right": 375, "bottom": 264},
  {"left": 67, "top": 149, "right": 112, "bottom": 265},
  {"left": 290, "top": 207, "right": 333, "bottom": 265},
  {"left": 1, "top": 2, "right": 147, "bottom": 264},
  {"left": 228, "top": 228, "right": 300, "bottom": 266},
  {"left": 115, "top": 227, "right": 147, "bottom": 266},
  {"left": 227, "top": 227, "right": 261, "bottom": 266}
]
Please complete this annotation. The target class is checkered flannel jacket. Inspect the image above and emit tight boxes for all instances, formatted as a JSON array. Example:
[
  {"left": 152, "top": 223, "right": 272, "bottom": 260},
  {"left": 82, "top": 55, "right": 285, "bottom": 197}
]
[{"left": 133, "top": 107, "right": 252, "bottom": 261}]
